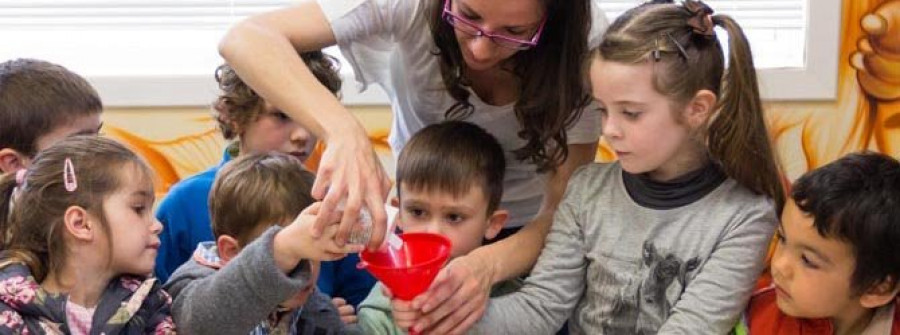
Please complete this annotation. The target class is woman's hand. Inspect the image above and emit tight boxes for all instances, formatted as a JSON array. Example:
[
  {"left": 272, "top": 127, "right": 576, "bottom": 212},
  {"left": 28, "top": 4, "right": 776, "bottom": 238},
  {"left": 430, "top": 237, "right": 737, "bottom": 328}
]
[
  {"left": 310, "top": 127, "right": 392, "bottom": 250},
  {"left": 408, "top": 254, "right": 495, "bottom": 334}
]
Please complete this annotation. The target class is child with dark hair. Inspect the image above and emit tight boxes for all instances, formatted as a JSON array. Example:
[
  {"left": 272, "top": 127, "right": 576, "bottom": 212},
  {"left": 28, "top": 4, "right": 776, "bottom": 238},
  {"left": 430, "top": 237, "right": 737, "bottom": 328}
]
[
  {"left": 155, "top": 51, "right": 375, "bottom": 309},
  {"left": 745, "top": 152, "right": 900, "bottom": 334},
  {"left": 362, "top": 121, "right": 520, "bottom": 334},
  {"left": 165, "top": 153, "right": 360, "bottom": 334},
  {"left": 0, "top": 58, "right": 103, "bottom": 174}
]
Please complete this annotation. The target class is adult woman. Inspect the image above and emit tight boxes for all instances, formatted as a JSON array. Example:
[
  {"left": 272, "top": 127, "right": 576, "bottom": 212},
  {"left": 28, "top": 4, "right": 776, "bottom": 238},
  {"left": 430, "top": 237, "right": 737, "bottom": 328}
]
[{"left": 220, "top": 0, "right": 608, "bottom": 332}]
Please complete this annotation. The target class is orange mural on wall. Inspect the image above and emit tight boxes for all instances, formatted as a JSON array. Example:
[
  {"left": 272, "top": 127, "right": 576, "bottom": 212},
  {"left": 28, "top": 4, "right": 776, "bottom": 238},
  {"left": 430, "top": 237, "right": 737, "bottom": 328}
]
[{"left": 768, "top": 0, "right": 900, "bottom": 181}]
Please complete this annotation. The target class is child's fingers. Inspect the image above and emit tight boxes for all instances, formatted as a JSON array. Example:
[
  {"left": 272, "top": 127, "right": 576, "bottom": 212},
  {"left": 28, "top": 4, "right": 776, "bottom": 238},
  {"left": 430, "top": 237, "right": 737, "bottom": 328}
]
[
  {"left": 300, "top": 201, "right": 322, "bottom": 216},
  {"left": 322, "top": 240, "right": 364, "bottom": 255},
  {"left": 332, "top": 297, "right": 357, "bottom": 324},
  {"left": 390, "top": 299, "right": 419, "bottom": 330},
  {"left": 341, "top": 313, "right": 358, "bottom": 325},
  {"left": 331, "top": 297, "right": 347, "bottom": 308}
]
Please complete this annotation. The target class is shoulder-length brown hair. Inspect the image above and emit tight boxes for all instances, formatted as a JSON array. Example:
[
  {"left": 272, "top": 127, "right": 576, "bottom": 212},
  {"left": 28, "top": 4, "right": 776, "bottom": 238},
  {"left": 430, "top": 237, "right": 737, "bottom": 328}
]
[{"left": 428, "top": 0, "right": 593, "bottom": 172}]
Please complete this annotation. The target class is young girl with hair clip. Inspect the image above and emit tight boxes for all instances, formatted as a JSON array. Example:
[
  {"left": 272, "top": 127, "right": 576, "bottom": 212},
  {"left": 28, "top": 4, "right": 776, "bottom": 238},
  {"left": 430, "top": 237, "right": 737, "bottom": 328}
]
[
  {"left": 469, "top": 1, "right": 783, "bottom": 334},
  {"left": 0, "top": 136, "right": 174, "bottom": 334},
  {"left": 220, "top": 0, "right": 607, "bottom": 331}
]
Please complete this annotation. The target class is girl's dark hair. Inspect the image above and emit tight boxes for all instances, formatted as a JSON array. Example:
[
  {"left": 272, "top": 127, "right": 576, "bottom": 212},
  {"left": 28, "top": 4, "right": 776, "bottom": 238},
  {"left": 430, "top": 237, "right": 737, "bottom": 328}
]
[
  {"left": 0, "top": 136, "right": 152, "bottom": 281},
  {"left": 792, "top": 152, "right": 900, "bottom": 294},
  {"left": 596, "top": 0, "right": 784, "bottom": 208},
  {"left": 213, "top": 51, "right": 342, "bottom": 140},
  {"left": 427, "top": 0, "right": 593, "bottom": 172}
]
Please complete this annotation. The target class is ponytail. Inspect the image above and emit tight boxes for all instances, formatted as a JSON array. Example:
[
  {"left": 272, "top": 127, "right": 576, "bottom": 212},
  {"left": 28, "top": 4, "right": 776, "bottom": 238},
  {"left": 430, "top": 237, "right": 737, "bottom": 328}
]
[
  {"left": 709, "top": 15, "right": 785, "bottom": 211},
  {"left": 0, "top": 171, "right": 44, "bottom": 277},
  {"left": 0, "top": 171, "right": 17, "bottom": 248}
]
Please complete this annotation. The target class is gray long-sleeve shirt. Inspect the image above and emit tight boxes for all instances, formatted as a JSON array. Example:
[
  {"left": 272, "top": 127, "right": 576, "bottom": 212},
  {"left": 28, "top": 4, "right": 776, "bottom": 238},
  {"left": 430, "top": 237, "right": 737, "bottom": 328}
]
[
  {"left": 164, "top": 226, "right": 357, "bottom": 335},
  {"left": 474, "top": 162, "right": 777, "bottom": 335}
]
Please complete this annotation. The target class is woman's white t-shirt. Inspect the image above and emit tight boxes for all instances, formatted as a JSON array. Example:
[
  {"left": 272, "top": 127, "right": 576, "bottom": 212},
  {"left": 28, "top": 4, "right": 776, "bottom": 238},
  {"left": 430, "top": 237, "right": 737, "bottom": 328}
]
[{"left": 318, "top": 0, "right": 609, "bottom": 227}]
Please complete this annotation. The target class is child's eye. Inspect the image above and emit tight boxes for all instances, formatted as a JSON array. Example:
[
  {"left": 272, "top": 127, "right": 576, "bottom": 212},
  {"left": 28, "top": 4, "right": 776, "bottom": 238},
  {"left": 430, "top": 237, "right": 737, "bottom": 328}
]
[
  {"left": 596, "top": 107, "right": 608, "bottom": 116},
  {"left": 800, "top": 254, "right": 820, "bottom": 269},
  {"left": 271, "top": 111, "right": 291, "bottom": 122},
  {"left": 407, "top": 208, "right": 427, "bottom": 219},
  {"left": 132, "top": 205, "right": 147, "bottom": 215},
  {"left": 445, "top": 213, "right": 465, "bottom": 224},
  {"left": 623, "top": 110, "right": 642, "bottom": 119}
]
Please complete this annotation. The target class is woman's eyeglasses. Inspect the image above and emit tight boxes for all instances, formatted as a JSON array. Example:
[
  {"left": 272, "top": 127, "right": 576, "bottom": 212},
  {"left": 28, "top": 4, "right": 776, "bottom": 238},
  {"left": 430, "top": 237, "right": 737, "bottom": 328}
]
[{"left": 442, "top": 0, "right": 546, "bottom": 50}]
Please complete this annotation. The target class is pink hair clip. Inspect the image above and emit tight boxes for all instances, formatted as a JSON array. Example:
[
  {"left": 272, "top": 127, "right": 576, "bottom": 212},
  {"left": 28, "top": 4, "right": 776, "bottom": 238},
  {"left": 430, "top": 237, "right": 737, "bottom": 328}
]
[
  {"left": 63, "top": 158, "right": 77, "bottom": 192},
  {"left": 15, "top": 169, "right": 26, "bottom": 186}
]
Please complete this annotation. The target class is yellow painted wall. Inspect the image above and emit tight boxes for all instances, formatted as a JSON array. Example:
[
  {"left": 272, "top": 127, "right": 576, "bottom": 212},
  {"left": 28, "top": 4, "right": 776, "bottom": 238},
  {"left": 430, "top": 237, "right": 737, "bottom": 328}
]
[{"left": 104, "top": 0, "right": 900, "bottom": 195}]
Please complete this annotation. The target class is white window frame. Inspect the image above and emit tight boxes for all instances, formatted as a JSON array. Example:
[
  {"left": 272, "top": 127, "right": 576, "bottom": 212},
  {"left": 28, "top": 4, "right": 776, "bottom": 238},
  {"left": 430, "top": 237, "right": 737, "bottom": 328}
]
[
  {"left": 25, "top": 0, "right": 840, "bottom": 107},
  {"left": 756, "top": 0, "right": 840, "bottom": 101}
]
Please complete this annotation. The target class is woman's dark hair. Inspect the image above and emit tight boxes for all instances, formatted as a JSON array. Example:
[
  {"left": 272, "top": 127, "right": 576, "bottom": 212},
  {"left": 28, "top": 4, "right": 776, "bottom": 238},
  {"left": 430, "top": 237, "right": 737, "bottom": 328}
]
[{"left": 428, "top": 0, "right": 593, "bottom": 172}]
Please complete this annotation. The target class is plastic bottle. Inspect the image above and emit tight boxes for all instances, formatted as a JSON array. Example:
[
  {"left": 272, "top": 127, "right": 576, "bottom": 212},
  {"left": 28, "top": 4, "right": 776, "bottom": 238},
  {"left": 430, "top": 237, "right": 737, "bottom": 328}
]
[{"left": 343, "top": 203, "right": 402, "bottom": 249}]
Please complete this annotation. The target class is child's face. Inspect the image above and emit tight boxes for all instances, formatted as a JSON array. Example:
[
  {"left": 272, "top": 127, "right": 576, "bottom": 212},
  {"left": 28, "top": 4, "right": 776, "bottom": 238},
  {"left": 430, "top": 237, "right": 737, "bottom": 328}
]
[
  {"left": 103, "top": 163, "right": 163, "bottom": 276},
  {"left": 770, "top": 199, "right": 862, "bottom": 320},
  {"left": 240, "top": 103, "right": 317, "bottom": 162},
  {"left": 396, "top": 182, "right": 505, "bottom": 259},
  {"left": 279, "top": 260, "right": 320, "bottom": 310},
  {"left": 590, "top": 57, "right": 699, "bottom": 181}
]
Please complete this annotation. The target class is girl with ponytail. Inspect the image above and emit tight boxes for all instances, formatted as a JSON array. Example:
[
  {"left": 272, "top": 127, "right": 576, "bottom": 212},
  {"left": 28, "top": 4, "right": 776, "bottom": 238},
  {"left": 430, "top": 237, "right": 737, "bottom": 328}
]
[{"left": 467, "top": 1, "right": 784, "bottom": 333}]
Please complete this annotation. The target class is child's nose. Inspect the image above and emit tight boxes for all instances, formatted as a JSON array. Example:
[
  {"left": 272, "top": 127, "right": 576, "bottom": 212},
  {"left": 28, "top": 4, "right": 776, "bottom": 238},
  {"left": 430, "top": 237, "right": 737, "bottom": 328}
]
[
  {"left": 771, "top": 249, "right": 791, "bottom": 280},
  {"left": 601, "top": 116, "right": 622, "bottom": 139},
  {"left": 423, "top": 221, "right": 443, "bottom": 235},
  {"left": 151, "top": 218, "right": 163, "bottom": 234},
  {"left": 290, "top": 125, "right": 311, "bottom": 144}
]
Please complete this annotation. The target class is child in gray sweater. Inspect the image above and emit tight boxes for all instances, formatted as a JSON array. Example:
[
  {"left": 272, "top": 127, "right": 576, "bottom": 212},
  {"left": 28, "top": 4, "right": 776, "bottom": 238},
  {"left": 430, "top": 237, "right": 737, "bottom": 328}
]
[
  {"left": 472, "top": 1, "right": 783, "bottom": 334},
  {"left": 164, "top": 153, "right": 361, "bottom": 335}
]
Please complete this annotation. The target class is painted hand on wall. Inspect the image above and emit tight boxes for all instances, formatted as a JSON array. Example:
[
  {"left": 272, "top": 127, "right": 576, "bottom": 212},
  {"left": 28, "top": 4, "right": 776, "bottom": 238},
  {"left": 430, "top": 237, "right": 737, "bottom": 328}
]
[
  {"left": 851, "top": 0, "right": 900, "bottom": 101},
  {"left": 850, "top": 0, "right": 900, "bottom": 156}
]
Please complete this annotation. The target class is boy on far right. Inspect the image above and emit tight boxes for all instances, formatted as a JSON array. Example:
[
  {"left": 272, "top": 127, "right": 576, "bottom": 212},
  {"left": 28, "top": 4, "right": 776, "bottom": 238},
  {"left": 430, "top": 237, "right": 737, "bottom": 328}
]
[{"left": 745, "top": 152, "right": 900, "bottom": 334}]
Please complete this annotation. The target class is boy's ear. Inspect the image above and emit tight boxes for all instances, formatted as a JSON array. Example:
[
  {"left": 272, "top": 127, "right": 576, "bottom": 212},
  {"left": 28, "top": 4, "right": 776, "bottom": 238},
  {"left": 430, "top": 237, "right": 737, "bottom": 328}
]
[
  {"left": 0, "top": 148, "right": 29, "bottom": 174},
  {"left": 685, "top": 89, "right": 717, "bottom": 128},
  {"left": 63, "top": 206, "right": 95, "bottom": 242},
  {"left": 216, "top": 235, "right": 241, "bottom": 265},
  {"left": 483, "top": 209, "right": 509, "bottom": 240},
  {"left": 390, "top": 197, "right": 400, "bottom": 208},
  {"left": 860, "top": 276, "right": 900, "bottom": 309}
]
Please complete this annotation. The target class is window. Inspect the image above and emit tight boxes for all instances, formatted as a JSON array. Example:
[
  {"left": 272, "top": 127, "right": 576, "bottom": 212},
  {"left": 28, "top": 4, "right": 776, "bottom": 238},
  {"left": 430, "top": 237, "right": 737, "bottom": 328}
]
[
  {"left": 0, "top": 0, "right": 838, "bottom": 106},
  {"left": 599, "top": 0, "right": 840, "bottom": 100}
]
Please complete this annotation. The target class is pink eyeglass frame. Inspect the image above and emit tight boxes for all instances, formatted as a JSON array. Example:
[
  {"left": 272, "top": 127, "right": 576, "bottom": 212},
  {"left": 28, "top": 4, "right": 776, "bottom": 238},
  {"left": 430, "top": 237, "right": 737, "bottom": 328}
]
[{"left": 441, "top": 0, "right": 547, "bottom": 50}]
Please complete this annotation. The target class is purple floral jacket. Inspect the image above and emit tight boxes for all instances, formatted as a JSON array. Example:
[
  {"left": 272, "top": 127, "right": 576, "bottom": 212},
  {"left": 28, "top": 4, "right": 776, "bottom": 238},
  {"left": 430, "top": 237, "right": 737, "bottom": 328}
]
[{"left": 0, "top": 263, "right": 176, "bottom": 334}]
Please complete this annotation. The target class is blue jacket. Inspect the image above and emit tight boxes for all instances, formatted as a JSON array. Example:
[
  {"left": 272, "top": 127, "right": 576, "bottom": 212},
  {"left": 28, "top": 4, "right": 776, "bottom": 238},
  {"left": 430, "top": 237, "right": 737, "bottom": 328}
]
[{"left": 154, "top": 149, "right": 375, "bottom": 306}]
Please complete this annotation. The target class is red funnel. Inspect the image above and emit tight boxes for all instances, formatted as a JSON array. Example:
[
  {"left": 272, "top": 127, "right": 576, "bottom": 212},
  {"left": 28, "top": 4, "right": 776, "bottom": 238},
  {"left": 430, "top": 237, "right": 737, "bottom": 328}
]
[{"left": 358, "top": 232, "right": 452, "bottom": 300}]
